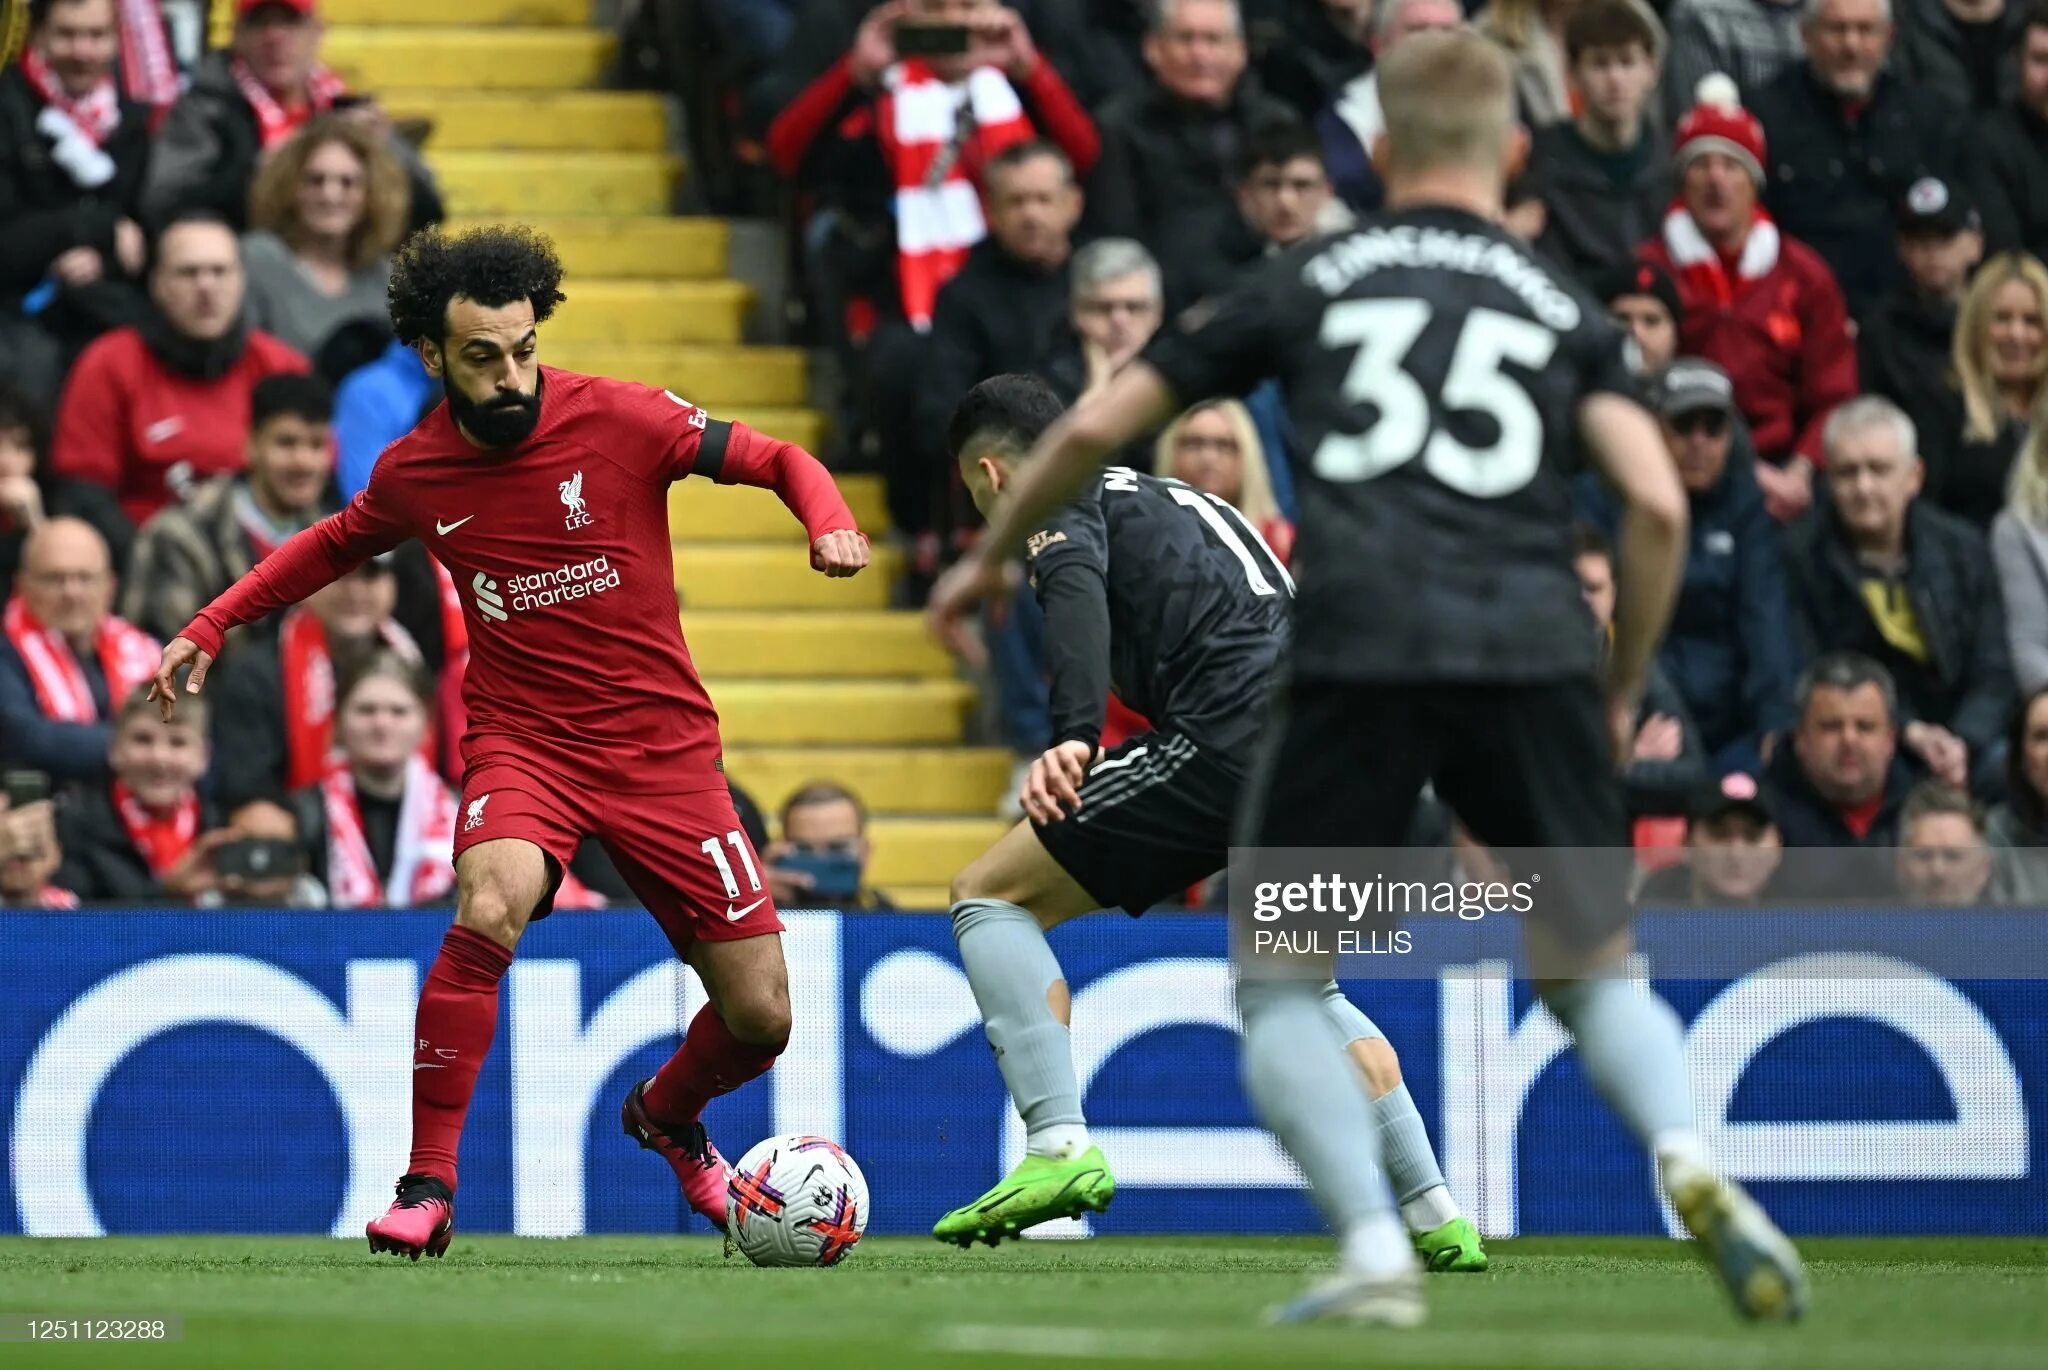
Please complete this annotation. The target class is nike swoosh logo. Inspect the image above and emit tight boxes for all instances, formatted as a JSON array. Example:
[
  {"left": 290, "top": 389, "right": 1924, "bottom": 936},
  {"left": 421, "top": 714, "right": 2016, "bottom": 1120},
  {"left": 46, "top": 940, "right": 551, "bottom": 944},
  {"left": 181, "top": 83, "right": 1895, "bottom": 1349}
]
[
  {"left": 726, "top": 896, "right": 767, "bottom": 922},
  {"left": 436, "top": 515, "right": 476, "bottom": 536}
]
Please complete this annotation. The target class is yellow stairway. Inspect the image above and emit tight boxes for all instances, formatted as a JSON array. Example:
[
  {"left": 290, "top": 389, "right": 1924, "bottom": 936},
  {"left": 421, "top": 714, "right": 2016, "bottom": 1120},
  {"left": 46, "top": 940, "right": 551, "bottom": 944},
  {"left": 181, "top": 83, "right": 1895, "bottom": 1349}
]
[{"left": 324, "top": 0, "right": 1004, "bottom": 903}]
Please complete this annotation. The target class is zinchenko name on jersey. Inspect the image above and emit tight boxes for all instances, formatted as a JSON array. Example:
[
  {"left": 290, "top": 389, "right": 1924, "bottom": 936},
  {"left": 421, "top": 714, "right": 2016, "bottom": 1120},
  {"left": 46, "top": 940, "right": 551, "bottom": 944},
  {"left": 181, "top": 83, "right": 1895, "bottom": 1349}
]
[{"left": 1300, "top": 226, "right": 1582, "bottom": 331}]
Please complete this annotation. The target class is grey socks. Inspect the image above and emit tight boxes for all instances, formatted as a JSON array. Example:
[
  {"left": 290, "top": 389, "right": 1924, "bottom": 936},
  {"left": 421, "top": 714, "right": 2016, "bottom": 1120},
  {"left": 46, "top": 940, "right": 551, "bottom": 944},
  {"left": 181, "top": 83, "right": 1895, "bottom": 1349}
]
[{"left": 952, "top": 899, "right": 1086, "bottom": 1148}]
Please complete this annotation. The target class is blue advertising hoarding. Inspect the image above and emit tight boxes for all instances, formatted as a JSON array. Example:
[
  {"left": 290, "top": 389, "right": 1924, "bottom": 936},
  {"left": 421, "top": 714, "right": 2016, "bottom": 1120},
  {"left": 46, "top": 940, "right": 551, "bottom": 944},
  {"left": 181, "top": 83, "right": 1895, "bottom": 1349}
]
[{"left": 3, "top": 909, "right": 2041, "bottom": 1238}]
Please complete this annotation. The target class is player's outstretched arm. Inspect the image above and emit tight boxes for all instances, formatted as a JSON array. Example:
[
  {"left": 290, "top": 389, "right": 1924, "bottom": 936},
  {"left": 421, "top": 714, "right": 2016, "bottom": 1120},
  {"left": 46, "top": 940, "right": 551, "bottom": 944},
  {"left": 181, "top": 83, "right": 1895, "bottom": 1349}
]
[
  {"left": 927, "top": 363, "right": 1177, "bottom": 633},
  {"left": 153, "top": 497, "right": 409, "bottom": 719},
  {"left": 714, "top": 423, "right": 868, "bottom": 577},
  {"left": 1579, "top": 392, "right": 1689, "bottom": 753}
]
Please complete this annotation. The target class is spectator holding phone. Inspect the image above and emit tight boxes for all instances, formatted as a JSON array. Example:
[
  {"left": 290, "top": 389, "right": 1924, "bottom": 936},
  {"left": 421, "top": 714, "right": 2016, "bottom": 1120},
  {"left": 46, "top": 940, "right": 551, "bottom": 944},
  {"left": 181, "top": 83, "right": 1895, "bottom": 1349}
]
[
  {"left": 206, "top": 795, "right": 325, "bottom": 907},
  {"left": 54, "top": 683, "right": 227, "bottom": 903},
  {"left": 766, "top": 781, "right": 893, "bottom": 909},
  {"left": 289, "top": 653, "right": 456, "bottom": 909},
  {"left": 0, "top": 775, "right": 76, "bottom": 908}
]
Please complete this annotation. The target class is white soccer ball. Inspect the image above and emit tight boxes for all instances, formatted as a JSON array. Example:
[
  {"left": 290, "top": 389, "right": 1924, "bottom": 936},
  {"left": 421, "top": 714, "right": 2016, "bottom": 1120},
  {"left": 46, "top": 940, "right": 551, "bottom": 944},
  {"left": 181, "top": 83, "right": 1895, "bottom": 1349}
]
[{"left": 725, "top": 1134, "right": 870, "bottom": 1267}]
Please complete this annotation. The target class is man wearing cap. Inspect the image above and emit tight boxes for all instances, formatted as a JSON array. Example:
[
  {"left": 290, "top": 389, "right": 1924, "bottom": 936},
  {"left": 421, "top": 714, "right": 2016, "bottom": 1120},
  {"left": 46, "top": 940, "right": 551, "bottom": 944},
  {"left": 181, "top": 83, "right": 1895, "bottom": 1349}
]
[
  {"left": 1748, "top": 0, "right": 1968, "bottom": 317},
  {"left": 141, "top": 1, "right": 443, "bottom": 235},
  {"left": 1972, "top": 0, "right": 2048, "bottom": 259},
  {"left": 1636, "top": 772, "right": 1786, "bottom": 905},
  {"left": 1859, "top": 176, "right": 1986, "bottom": 451},
  {"left": 1638, "top": 73, "right": 1857, "bottom": 523},
  {"left": 1581, "top": 357, "right": 1799, "bottom": 775}
]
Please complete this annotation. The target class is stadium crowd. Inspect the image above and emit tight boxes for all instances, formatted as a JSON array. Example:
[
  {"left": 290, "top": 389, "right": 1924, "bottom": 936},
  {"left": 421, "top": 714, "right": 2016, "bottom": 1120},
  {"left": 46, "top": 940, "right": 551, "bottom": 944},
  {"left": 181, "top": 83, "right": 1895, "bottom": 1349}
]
[{"left": 7, "top": 0, "right": 2048, "bottom": 907}]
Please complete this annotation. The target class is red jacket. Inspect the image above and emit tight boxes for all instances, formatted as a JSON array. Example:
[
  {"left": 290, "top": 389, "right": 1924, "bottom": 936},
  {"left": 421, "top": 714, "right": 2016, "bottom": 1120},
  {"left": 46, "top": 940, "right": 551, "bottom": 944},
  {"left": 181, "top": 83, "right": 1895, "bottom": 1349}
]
[
  {"left": 1637, "top": 225, "right": 1857, "bottom": 465},
  {"left": 51, "top": 325, "right": 309, "bottom": 526}
]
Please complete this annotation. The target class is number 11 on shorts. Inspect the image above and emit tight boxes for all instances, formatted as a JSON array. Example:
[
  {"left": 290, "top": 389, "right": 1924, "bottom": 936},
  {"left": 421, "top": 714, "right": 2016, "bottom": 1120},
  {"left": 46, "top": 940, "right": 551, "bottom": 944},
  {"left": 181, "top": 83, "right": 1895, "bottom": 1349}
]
[{"left": 699, "top": 830, "right": 762, "bottom": 898}]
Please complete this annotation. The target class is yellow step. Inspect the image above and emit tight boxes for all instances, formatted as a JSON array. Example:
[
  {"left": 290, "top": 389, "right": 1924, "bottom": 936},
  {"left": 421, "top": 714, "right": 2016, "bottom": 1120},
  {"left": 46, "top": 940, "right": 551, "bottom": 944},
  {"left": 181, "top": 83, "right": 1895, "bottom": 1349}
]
[
  {"left": 550, "top": 280, "right": 749, "bottom": 344},
  {"left": 552, "top": 344, "right": 803, "bottom": 406},
  {"left": 726, "top": 746, "right": 1013, "bottom": 816},
  {"left": 710, "top": 680, "right": 975, "bottom": 746},
  {"left": 384, "top": 92, "right": 666, "bottom": 152},
  {"left": 868, "top": 816, "right": 1012, "bottom": 886},
  {"left": 429, "top": 153, "right": 679, "bottom": 218},
  {"left": 440, "top": 220, "right": 727, "bottom": 281},
  {"left": 326, "top": 0, "right": 586, "bottom": 24},
  {"left": 675, "top": 545, "right": 903, "bottom": 609},
  {"left": 324, "top": 29, "right": 611, "bottom": 91},
  {"left": 725, "top": 408, "right": 827, "bottom": 453},
  {"left": 882, "top": 885, "right": 956, "bottom": 909},
  {"left": 684, "top": 612, "right": 950, "bottom": 677},
  {"left": 669, "top": 473, "right": 888, "bottom": 541}
]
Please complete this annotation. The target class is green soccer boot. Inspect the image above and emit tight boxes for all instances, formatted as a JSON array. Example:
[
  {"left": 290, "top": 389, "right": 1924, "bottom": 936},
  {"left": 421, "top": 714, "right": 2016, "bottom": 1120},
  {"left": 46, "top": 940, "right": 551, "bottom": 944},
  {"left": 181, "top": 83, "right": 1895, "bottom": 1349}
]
[
  {"left": 1413, "top": 1216, "right": 1488, "bottom": 1272},
  {"left": 932, "top": 1147, "right": 1116, "bottom": 1247}
]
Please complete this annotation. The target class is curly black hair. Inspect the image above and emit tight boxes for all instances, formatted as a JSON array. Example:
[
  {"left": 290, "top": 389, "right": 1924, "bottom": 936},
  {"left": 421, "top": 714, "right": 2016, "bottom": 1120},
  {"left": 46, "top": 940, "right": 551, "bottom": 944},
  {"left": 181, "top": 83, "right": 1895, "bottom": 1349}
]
[{"left": 386, "top": 225, "right": 566, "bottom": 348}]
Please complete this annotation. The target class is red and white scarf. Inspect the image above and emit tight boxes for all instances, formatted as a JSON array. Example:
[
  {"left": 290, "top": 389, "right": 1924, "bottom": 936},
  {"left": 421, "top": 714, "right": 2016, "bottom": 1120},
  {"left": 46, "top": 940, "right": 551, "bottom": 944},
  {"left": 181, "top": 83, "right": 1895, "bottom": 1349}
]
[
  {"left": 20, "top": 48, "right": 120, "bottom": 145},
  {"left": 230, "top": 54, "right": 348, "bottom": 152},
  {"left": 278, "top": 608, "right": 424, "bottom": 790},
  {"left": 117, "top": 0, "right": 179, "bottom": 111},
  {"left": 878, "top": 59, "right": 1034, "bottom": 330},
  {"left": 113, "top": 780, "right": 200, "bottom": 879},
  {"left": 320, "top": 754, "right": 458, "bottom": 908},
  {"left": 1660, "top": 201, "right": 1782, "bottom": 310},
  {"left": 3, "top": 596, "right": 159, "bottom": 723}
]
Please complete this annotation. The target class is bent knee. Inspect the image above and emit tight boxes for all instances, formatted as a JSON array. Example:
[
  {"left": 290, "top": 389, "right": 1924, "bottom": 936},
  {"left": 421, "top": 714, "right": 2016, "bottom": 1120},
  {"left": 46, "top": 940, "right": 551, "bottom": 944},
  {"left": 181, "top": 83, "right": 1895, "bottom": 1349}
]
[
  {"left": 721, "top": 984, "right": 793, "bottom": 1050},
  {"left": 1348, "top": 1035, "right": 1404, "bottom": 1098},
  {"left": 456, "top": 883, "right": 533, "bottom": 950}
]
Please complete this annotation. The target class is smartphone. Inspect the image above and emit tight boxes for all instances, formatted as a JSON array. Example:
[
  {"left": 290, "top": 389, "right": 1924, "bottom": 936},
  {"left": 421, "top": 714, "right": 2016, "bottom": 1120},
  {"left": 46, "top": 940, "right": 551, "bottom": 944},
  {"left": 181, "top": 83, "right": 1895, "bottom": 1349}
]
[
  {"left": 3, "top": 771, "right": 49, "bottom": 808},
  {"left": 214, "top": 838, "right": 304, "bottom": 882},
  {"left": 774, "top": 849, "right": 863, "bottom": 902},
  {"left": 894, "top": 22, "right": 971, "bottom": 57},
  {"left": 330, "top": 93, "right": 373, "bottom": 112}
]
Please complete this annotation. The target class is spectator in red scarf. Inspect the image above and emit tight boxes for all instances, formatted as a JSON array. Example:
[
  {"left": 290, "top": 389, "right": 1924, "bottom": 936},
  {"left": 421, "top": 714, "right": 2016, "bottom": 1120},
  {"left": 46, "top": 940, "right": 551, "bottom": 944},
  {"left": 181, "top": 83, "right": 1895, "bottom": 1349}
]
[
  {"left": 767, "top": 0, "right": 1099, "bottom": 333},
  {"left": 140, "top": 0, "right": 443, "bottom": 235},
  {"left": 1638, "top": 73, "right": 1858, "bottom": 524},
  {"left": 53, "top": 683, "right": 227, "bottom": 902},
  {"left": 120, "top": 373, "right": 336, "bottom": 645},
  {"left": 49, "top": 210, "right": 309, "bottom": 528},
  {"left": 0, "top": 0, "right": 155, "bottom": 366},
  {"left": 0, "top": 517, "right": 157, "bottom": 785},
  {"left": 289, "top": 652, "right": 458, "bottom": 909},
  {"left": 206, "top": 551, "right": 430, "bottom": 810}
]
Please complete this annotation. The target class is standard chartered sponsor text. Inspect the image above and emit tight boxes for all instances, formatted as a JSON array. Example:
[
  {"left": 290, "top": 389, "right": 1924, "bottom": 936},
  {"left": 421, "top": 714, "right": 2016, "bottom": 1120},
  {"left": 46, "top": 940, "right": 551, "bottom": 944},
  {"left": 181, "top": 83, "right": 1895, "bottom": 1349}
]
[{"left": 507, "top": 556, "right": 622, "bottom": 611}]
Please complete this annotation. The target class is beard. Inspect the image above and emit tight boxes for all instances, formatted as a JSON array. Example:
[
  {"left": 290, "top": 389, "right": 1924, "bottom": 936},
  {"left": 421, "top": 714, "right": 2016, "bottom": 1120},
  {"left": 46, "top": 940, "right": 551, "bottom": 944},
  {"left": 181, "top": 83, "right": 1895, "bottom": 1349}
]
[{"left": 447, "top": 369, "right": 544, "bottom": 449}]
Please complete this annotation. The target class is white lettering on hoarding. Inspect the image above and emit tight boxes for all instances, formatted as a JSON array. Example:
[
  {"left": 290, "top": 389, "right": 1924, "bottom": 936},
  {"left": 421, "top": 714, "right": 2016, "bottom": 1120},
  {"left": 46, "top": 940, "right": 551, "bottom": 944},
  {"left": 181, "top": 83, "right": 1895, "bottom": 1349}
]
[{"left": 11, "top": 955, "right": 416, "bottom": 1238}]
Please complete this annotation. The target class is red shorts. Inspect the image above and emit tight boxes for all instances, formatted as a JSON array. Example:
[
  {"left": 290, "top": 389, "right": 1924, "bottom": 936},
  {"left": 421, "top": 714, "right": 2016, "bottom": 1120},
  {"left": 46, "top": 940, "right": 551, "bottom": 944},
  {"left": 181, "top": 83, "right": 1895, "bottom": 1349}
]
[{"left": 453, "top": 759, "right": 782, "bottom": 953}]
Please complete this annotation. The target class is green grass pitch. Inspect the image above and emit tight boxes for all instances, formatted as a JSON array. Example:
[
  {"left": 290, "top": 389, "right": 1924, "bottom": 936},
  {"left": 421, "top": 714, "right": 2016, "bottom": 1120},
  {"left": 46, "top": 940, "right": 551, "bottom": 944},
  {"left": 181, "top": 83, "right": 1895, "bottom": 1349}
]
[{"left": 2, "top": 1236, "right": 2044, "bottom": 1368}]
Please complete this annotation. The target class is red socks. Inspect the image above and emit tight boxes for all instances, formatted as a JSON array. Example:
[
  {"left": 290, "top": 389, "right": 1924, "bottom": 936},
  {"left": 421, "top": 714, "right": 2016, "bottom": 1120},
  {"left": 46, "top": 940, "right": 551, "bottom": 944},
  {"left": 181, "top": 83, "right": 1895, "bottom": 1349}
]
[
  {"left": 641, "top": 1002, "right": 785, "bottom": 1125},
  {"left": 408, "top": 924, "right": 513, "bottom": 1188}
]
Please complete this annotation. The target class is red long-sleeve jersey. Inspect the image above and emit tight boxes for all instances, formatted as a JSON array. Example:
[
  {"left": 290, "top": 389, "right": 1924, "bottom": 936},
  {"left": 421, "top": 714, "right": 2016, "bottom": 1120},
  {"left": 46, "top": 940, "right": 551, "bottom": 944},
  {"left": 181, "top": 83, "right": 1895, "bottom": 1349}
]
[{"left": 180, "top": 368, "right": 860, "bottom": 791}]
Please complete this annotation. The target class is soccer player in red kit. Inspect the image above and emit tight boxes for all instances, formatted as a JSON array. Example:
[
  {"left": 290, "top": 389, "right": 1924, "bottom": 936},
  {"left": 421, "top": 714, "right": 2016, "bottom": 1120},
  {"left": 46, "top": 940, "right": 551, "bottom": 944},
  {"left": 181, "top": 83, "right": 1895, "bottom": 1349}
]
[{"left": 148, "top": 226, "right": 870, "bottom": 1260}]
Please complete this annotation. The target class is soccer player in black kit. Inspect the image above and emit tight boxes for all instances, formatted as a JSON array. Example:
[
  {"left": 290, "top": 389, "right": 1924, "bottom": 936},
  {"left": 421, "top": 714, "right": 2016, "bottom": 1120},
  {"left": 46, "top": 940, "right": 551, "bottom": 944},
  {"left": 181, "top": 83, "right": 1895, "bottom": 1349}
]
[
  {"left": 928, "top": 376, "right": 1483, "bottom": 1273},
  {"left": 931, "top": 30, "right": 1804, "bottom": 1330}
]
